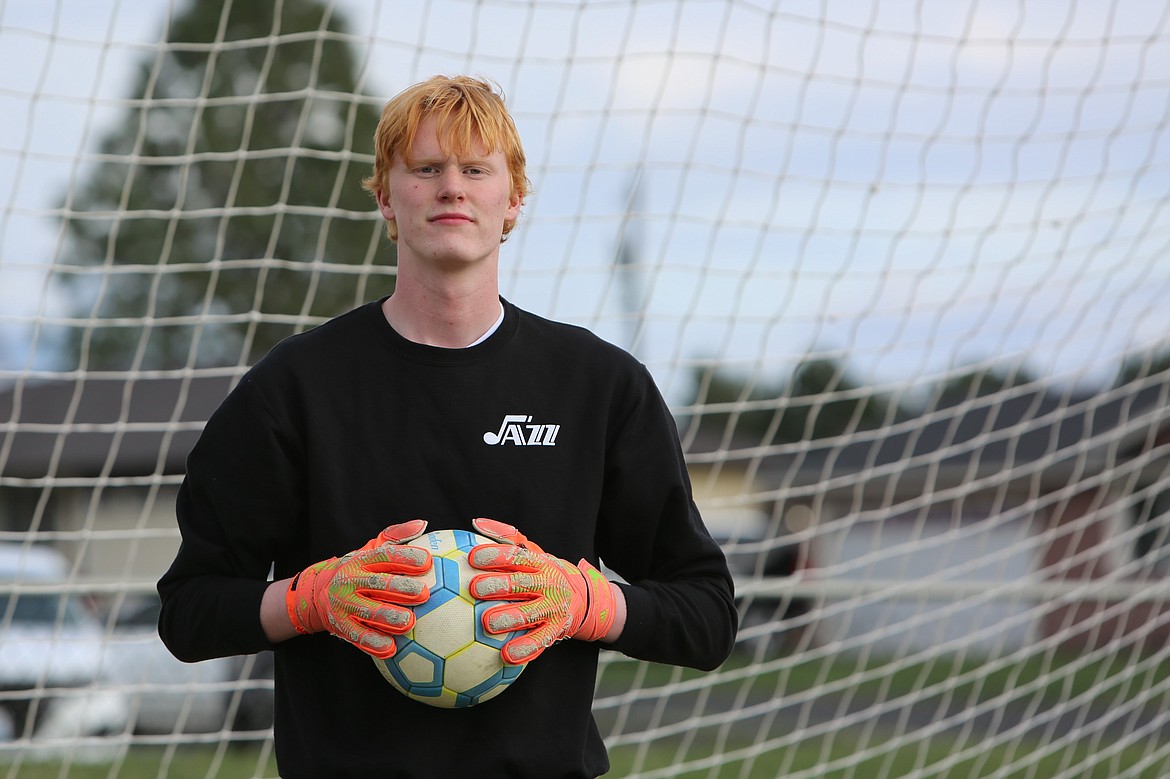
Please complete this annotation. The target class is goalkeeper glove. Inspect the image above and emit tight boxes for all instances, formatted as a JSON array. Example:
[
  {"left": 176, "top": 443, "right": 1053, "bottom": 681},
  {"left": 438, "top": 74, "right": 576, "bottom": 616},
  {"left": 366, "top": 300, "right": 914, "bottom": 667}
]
[
  {"left": 286, "top": 519, "right": 432, "bottom": 659},
  {"left": 468, "top": 517, "right": 616, "bottom": 665}
]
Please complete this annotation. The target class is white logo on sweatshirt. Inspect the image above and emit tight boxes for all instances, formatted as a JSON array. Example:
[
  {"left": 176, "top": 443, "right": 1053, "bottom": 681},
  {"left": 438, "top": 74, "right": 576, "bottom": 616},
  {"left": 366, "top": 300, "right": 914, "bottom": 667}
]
[{"left": 483, "top": 414, "right": 560, "bottom": 446}]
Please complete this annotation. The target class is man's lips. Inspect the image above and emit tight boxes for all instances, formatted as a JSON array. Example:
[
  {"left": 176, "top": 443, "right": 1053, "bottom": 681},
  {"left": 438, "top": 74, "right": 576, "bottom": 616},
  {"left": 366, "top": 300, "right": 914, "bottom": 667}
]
[{"left": 430, "top": 213, "right": 473, "bottom": 224}]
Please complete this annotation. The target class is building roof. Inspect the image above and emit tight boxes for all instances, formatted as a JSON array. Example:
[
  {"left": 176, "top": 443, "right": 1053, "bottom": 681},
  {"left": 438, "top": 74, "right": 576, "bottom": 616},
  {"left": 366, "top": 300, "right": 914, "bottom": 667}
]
[
  {"left": 695, "top": 378, "right": 1170, "bottom": 501},
  {"left": 4, "top": 372, "right": 1169, "bottom": 493},
  {"left": 0, "top": 374, "right": 237, "bottom": 480}
]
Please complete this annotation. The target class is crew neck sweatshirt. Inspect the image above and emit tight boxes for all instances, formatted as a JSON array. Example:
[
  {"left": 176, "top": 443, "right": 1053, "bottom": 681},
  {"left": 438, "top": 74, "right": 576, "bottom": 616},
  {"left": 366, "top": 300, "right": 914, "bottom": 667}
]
[{"left": 158, "top": 297, "right": 736, "bottom": 779}]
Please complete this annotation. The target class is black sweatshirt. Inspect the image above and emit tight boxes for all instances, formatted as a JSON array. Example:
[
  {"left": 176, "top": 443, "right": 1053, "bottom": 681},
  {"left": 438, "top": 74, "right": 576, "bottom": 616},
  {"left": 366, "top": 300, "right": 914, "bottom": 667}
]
[{"left": 158, "top": 297, "right": 737, "bottom": 779}]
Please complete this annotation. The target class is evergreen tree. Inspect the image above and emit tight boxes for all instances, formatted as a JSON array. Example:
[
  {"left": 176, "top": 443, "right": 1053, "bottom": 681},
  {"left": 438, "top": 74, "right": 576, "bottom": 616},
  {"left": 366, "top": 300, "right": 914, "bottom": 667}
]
[
  {"left": 56, "top": 0, "right": 393, "bottom": 370},
  {"left": 685, "top": 357, "right": 898, "bottom": 445},
  {"left": 781, "top": 357, "right": 893, "bottom": 441},
  {"left": 1114, "top": 348, "right": 1170, "bottom": 388},
  {"left": 929, "top": 362, "right": 1040, "bottom": 409}
]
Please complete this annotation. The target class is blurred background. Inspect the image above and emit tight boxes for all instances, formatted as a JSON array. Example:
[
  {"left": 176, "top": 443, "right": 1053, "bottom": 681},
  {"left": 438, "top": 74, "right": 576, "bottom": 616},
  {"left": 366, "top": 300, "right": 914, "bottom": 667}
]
[{"left": 2, "top": 0, "right": 1169, "bottom": 776}]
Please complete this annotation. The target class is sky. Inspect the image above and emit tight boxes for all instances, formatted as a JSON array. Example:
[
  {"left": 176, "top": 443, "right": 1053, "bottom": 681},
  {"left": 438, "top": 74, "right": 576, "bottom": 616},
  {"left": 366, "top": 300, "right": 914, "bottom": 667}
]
[{"left": 1, "top": 0, "right": 1169, "bottom": 404}]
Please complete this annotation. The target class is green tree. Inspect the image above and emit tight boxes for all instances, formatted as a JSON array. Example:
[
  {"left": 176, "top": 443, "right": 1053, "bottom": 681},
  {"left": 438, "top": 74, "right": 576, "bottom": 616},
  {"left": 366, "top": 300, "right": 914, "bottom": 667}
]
[
  {"left": 56, "top": 0, "right": 393, "bottom": 370},
  {"left": 780, "top": 357, "right": 895, "bottom": 441},
  {"left": 928, "top": 362, "right": 1040, "bottom": 409},
  {"left": 1114, "top": 348, "right": 1170, "bottom": 388},
  {"left": 684, "top": 357, "right": 898, "bottom": 445},
  {"left": 683, "top": 365, "right": 782, "bottom": 444}
]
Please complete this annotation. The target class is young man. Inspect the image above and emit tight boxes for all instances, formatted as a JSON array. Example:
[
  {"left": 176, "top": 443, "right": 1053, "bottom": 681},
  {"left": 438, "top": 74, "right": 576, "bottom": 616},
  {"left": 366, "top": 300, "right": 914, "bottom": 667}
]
[{"left": 158, "top": 75, "right": 737, "bottom": 779}]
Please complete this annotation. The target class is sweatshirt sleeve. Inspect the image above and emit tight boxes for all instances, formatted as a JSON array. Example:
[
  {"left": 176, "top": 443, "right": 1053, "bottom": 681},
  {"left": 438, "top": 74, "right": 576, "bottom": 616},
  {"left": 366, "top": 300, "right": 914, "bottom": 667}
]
[
  {"left": 596, "top": 367, "right": 738, "bottom": 671},
  {"left": 157, "top": 373, "right": 301, "bottom": 662}
]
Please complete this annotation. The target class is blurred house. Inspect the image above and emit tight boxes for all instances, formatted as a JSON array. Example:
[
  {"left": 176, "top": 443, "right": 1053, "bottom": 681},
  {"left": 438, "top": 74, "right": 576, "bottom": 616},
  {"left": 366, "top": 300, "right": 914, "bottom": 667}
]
[
  {"left": 0, "top": 374, "right": 236, "bottom": 584},
  {"left": 4, "top": 372, "right": 1170, "bottom": 653},
  {"left": 690, "top": 377, "right": 1170, "bottom": 654}
]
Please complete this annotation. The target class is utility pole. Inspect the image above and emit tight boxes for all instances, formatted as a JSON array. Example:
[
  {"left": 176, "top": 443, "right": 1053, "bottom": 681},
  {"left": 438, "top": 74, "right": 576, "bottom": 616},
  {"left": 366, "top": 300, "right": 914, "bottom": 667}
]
[{"left": 614, "top": 167, "right": 645, "bottom": 357}]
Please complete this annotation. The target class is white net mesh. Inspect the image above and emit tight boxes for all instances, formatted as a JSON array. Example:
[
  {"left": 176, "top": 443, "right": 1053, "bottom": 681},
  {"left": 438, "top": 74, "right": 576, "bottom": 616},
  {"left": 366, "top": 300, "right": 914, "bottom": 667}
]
[{"left": 2, "top": 0, "right": 1170, "bottom": 776}]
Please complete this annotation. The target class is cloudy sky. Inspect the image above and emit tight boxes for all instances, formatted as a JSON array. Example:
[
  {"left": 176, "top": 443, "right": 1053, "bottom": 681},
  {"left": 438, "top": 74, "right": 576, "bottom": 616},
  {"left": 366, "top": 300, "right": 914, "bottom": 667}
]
[{"left": 2, "top": 0, "right": 1168, "bottom": 402}]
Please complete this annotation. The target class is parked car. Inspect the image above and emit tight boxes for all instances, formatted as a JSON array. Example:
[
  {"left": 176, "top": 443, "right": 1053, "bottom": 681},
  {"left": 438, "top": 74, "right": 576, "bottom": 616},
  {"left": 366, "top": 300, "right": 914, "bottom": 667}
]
[
  {"left": 0, "top": 543, "right": 130, "bottom": 754},
  {"left": 101, "top": 594, "right": 274, "bottom": 735}
]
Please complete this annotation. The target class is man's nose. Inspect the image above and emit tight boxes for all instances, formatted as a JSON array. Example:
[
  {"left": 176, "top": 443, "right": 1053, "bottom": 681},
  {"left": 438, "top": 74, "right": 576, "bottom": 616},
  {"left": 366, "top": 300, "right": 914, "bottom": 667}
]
[{"left": 437, "top": 168, "right": 465, "bottom": 199}]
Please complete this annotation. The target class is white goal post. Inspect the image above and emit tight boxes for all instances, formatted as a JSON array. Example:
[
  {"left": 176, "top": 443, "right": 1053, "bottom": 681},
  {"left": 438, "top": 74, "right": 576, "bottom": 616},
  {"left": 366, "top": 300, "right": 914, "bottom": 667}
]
[{"left": 3, "top": 0, "right": 1170, "bottom": 777}]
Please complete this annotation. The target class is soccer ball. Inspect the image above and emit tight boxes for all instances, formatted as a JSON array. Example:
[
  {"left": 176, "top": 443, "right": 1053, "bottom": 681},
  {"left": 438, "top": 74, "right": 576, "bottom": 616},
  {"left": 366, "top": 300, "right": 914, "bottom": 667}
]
[{"left": 371, "top": 528, "right": 527, "bottom": 708}]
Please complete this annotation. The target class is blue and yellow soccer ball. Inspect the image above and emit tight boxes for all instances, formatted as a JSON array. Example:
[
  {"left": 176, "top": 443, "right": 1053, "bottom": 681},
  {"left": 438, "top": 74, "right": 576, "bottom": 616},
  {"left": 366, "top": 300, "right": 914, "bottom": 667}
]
[{"left": 371, "top": 529, "right": 527, "bottom": 708}]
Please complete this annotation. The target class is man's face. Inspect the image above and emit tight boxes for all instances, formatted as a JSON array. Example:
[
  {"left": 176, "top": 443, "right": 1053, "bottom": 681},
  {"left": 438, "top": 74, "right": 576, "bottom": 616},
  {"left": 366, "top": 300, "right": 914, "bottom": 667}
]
[{"left": 377, "top": 115, "right": 522, "bottom": 271}]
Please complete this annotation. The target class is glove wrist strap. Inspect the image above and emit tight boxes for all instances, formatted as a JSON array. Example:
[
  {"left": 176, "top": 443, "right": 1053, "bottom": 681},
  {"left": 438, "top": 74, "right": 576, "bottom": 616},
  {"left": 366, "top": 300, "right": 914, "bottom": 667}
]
[
  {"left": 572, "top": 560, "right": 616, "bottom": 642},
  {"left": 286, "top": 568, "right": 318, "bottom": 635}
]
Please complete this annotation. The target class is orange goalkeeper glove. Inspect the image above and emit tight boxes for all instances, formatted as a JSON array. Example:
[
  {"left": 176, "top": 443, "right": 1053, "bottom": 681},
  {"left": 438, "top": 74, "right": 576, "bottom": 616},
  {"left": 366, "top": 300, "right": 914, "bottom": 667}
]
[
  {"left": 468, "top": 517, "right": 616, "bottom": 665},
  {"left": 286, "top": 519, "right": 432, "bottom": 659}
]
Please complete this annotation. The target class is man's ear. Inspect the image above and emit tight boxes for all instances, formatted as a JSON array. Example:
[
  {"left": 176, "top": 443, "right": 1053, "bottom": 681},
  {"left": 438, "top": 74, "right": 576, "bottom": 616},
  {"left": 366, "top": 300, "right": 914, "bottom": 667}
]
[
  {"left": 375, "top": 189, "right": 395, "bottom": 222},
  {"left": 506, "top": 188, "right": 523, "bottom": 220}
]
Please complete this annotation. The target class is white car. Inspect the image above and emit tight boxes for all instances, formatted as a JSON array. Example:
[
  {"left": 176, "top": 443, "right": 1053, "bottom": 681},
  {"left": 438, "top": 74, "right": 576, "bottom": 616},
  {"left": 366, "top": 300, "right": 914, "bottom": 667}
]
[
  {"left": 0, "top": 543, "right": 130, "bottom": 758},
  {"left": 101, "top": 594, "right": 274, "bottom": 736}
]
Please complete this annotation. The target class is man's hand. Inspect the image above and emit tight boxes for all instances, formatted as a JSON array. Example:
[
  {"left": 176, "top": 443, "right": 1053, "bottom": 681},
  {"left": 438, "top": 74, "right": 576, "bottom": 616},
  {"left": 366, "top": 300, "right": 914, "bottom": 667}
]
[
  {"left": 468, "top": 517, "right": 616, "bottom": 665},
  {"left": 286, "top": 519, "right": 432, "bottom": 659}
]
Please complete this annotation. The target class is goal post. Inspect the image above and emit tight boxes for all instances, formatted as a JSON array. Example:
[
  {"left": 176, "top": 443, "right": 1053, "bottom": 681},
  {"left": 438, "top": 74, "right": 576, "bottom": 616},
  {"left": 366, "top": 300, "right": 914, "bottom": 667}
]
[{"left": 3, "top": 0, "right": 1170, "bottom": 776}]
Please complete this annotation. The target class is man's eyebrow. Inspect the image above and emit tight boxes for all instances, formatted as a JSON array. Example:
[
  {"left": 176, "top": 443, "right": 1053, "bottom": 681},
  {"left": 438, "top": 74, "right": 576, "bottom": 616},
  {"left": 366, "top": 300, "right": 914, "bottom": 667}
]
[{"left": 403, "top": 152, "right": 495, "bottom": 166}]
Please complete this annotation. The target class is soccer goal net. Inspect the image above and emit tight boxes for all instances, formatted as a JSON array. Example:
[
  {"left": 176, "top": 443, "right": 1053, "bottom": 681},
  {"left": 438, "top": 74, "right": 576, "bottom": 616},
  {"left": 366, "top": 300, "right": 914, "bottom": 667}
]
[{"left": 2, "top": 0, "right": 1170, "bottom": 776}]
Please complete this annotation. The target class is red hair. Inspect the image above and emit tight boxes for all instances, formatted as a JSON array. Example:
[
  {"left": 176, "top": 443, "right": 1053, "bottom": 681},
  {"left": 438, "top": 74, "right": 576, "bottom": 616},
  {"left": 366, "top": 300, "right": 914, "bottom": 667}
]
[{"left": 361, "top": 75, "right": 530, "bottom": 242}]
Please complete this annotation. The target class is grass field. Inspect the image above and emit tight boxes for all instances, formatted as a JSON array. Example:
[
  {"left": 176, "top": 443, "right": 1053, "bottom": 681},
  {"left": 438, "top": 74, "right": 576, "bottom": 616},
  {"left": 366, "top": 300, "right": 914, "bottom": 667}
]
[
  {"left": 1, "top": 745, "right": 277, "bottom": 779},
  {"left": 605, "top": 730, "right": 1170, "bottom": 779},
  {"left": 5, "top": 649, "right": 1169, "bottom": 778},
  {"left": 8, "top": 732, "right": 1165, "bottom": 779},
  {"left": 598, "top": 649, "right": 1170, "bottom": 778}
]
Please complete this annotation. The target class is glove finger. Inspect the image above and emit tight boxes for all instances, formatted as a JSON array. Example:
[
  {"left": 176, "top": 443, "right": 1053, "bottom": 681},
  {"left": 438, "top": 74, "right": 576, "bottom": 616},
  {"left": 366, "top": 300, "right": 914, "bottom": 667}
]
[
  {"left": 480, "top": 602, "right": 542, "bottom": 636},
  {"left": 342, "top": 569, "right": 427, "bottom": 597},
  {"left": 471, "top": 518, "right": 546, "bottom": 554},
  {"left": 471, "top": 517, "right": 523, "bottom": 545},
  {"left": 468, "top": 571, "right": 539, "bottom": 600},
  {"left": 355, "top": 575, "right": 430, "bottom": 606},
  {"left": 468, "top": 543, "right": 538, "bottom": 571},
  {"left": 378, "top": 518, "right": 429, "bottom": 545},
  {"left": 336, "top": 603, "right": 415, "bottom": 638},
  {"left": 357, "top": 603, "right": 416, "bottom": 634},
  {"left": 351, "top": 626, "right": 401, "bottom": 659},
  {"left": 360, "top": 544, "right": 432, "bottom": 573},
  {"left": 358, "top": 519, "right": 429, "bottom": 552},
  {"left": 330, "top": 607, "right": 412, "bottom": 658},
  {"left": 500, "top": 628, "right": 558, "bottom": 665},
  {"left": 361, "top": 639, "right": 397, "bottom": 659},
  {"left": 481, "top": 599, "right": 570, "bottom": 635}
]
